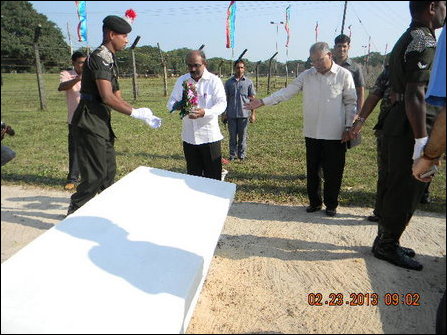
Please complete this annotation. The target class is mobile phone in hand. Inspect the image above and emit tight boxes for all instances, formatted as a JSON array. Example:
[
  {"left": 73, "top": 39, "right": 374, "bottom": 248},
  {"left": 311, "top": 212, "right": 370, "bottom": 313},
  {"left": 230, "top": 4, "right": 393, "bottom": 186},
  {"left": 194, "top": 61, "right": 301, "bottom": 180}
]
[{"left": 420, "top": 165, "right": 439, "bottom": 178}]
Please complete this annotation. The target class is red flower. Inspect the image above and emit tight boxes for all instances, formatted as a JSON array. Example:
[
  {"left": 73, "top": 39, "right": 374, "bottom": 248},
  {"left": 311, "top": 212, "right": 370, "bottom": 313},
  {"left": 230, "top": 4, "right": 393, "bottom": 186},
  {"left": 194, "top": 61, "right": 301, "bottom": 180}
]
[{"left": 125, "top": 9, "right": 137, "bottom": 23}]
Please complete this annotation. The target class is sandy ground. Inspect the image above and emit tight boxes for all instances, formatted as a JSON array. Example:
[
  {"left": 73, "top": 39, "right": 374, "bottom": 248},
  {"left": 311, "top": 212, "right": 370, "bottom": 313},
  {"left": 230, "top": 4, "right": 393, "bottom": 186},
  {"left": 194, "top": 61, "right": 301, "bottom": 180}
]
[{"left": 1, "top": 184, "right": 445, "bottom": 334}]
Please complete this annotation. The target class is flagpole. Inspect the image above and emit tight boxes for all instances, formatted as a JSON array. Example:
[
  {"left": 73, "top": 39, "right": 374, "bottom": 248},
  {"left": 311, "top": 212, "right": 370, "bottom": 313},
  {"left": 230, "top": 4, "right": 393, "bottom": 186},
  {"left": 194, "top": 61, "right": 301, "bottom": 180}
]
[
  {"left": 383, "top": 43, "right": 388, "bottom": 67},
  {"left": 285, "top": 47, "right": 289, "bottom": 87},
  {"left": 67, "top": 22, "right": 73, "bottom": 55},
  {"left": 231, "top": 48, "right": 234, "bottom": 76},
  {"left": 284, "top": 5, "right": 290, "bottom": 87}
]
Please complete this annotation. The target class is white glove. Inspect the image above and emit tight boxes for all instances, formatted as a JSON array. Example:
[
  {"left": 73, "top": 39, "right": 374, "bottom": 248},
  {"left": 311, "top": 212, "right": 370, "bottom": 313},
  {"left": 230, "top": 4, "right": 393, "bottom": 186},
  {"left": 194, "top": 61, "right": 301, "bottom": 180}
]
[
  {"left": 412, "top": 137, "right": 428, "bottom": 160},
  {"left": 131, "top": 108, "right": 162, "bottom": 129}
]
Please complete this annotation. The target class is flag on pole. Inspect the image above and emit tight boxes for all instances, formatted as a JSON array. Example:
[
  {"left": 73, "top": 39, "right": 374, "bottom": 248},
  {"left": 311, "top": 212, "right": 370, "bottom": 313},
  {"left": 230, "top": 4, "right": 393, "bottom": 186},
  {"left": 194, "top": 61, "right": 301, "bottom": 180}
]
[
  {"left": 285, "top": 5, "right": 291, "bottom": 47},
  {"left": 75, "top": 1, "right": 87, "bottom": 42},
  {"left": 226, "top": 1, "right": 236, "bottom": 48},
  {"left": 315, "top": 21, "right": 319, "bottom": 42},
  {"left": 348, "top": 25, "right": 352, "bottom": 38}
]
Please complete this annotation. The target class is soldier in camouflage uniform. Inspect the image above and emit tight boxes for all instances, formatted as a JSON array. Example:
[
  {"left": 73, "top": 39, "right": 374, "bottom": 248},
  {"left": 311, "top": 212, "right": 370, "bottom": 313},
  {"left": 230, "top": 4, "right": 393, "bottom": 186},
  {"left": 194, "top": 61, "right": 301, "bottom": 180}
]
[
  {"left": 67, "top": 13, "right": 161, "bottom": 216},
  {"left": 372, "top": 1, "right": 445, "bottom": 271}
]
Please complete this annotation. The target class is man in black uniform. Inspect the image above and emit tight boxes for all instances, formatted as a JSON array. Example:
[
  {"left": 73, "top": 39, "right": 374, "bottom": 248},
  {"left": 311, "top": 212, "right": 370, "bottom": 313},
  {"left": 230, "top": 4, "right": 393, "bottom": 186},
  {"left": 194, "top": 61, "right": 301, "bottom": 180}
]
[
  {"left": 67, "top": 12, "right": 161, "bottom": 216},
  {"left": 349, "top": 60, "right": 392, "bottom": 223},
  {"left": 372, "top": 1, "right": 445, "bottom": 271}
]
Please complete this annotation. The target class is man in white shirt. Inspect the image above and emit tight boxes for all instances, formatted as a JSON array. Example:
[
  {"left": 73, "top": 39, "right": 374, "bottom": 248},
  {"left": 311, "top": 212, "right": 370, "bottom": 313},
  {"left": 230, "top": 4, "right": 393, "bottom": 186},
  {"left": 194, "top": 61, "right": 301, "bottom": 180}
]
[
  {"left": 58, "top": 51, "right": 86, "bottom": 191},
  {"left": 167, "top": 50, "right": 227, "bottom": 180},
  {"left": 245, "top": 42, "right": 357, "bottom": 216}
]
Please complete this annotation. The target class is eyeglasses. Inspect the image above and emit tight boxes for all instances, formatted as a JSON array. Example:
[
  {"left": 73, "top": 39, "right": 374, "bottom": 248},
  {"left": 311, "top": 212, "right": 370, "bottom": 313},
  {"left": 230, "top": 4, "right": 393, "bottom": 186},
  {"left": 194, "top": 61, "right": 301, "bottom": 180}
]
[
  {"left": 310, "top": 54, "right": 329, "bottom": 65},
  {"left": 186, "top": 63, "right": 203, "bottom": 69}
]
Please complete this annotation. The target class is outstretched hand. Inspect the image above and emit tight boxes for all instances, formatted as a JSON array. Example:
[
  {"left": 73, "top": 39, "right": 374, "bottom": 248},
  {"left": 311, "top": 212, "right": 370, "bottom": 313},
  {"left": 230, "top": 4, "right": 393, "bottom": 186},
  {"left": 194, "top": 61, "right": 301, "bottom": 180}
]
[
  {"left": 244, "top": 97, "right": 263, "bottom": 110},
  {"left": 131, "top": 108, "right": 162, "bottom": 128}
]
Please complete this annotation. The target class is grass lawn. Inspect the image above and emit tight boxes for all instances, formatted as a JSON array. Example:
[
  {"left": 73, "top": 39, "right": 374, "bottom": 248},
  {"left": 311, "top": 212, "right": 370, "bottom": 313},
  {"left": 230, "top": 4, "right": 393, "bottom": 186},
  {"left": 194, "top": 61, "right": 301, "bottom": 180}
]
[{"left": 1, "top": 73, "right": 445, "bottom": 213}]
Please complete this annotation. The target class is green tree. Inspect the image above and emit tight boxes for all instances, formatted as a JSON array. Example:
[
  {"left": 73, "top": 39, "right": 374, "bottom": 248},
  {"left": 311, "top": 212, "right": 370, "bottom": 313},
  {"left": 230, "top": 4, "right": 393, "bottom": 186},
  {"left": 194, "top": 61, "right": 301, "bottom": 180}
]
[{"left": 1, "top": 1, "right": 70, "bottom": 73}]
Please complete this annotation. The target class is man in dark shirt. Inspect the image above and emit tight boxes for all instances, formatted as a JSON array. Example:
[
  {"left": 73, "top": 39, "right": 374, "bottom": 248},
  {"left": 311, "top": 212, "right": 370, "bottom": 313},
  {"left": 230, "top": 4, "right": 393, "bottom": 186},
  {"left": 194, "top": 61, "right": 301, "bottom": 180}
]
[
  {"left": 67, "top": 12, "right": 161, "bottom": 216},
  {"left": 372, "top": 0, "right": 445, "bottom": 271},
  {"left": 349, "top": 63, "right": 392, "bottom": 223},
  {"left": 223, "top": 60, "right": 256, "bottom": 161},
  {"left": 334, "top": 34, "right": 365, "bottom": 113}
]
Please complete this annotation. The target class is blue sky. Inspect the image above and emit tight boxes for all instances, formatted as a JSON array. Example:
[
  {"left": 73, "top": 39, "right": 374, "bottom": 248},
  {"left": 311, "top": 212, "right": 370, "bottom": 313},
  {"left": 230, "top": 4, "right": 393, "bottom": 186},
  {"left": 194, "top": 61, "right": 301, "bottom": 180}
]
[{"left": 29, "top": 1, "right": 417, "bottom": 62}]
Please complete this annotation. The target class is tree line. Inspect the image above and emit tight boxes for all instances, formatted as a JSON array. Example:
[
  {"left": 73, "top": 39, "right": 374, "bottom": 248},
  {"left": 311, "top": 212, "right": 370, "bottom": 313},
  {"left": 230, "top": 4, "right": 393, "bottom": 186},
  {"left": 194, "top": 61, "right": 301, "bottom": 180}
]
[{"left": 1, "top": 1, "right": 385, "bottom": 77}]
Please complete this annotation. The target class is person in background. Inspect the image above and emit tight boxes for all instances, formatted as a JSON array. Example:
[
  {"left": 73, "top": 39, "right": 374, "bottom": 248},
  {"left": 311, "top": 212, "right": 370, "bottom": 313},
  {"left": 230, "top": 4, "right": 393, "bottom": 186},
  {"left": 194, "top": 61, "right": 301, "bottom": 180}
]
[
  {"left": 58, "top": 51, "right": 87, "bottom": 191},
  {"left": 350, "top": 62, "right": 391, "bottom": 223},
  {"left": 1, "top": 121, "right": 16, "bottom": 167},
  {"left": 223, "top": 60, "right": 256, "bottom": 161},
  {"left": 333, "top": 34, "right": 365, "bottom": 114}
]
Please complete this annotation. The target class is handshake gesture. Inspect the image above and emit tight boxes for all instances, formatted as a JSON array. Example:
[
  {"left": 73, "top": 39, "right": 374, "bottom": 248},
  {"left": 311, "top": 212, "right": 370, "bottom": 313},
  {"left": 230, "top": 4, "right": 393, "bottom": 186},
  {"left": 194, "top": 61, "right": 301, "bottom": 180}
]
[{"left": 131, "top": 108, "right": 162, "bottom": 129}]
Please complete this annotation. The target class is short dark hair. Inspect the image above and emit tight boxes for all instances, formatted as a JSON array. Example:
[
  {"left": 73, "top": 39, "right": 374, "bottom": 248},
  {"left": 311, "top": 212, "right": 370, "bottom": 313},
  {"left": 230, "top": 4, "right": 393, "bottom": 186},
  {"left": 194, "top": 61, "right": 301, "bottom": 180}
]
[
  {"left": 409, "top": 1, "right": 436, "bottom": 18},
  {"left": 71, "top": 51, "right": 87, "bottom": 62},
  {"left": 234, "top": 59, "right": 245, "bottom": 68},
  {"left": 334, "top": 34, "right": 351, "bottom": 45}
]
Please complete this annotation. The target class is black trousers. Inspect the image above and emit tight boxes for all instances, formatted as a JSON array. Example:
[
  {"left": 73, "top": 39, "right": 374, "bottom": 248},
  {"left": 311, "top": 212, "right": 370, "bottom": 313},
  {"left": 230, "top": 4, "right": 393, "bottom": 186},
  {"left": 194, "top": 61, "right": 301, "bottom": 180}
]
[
  {"left": 67, "top": 123, "right": 80, "bottom": 183},
  {"left": 375, "top": 133, "right": 431, "bottom": 217},
  {"left": 70, "top": 127, "right": 116, "bottom": 210},
  {"left": 305, "top": 137, "right": 346, "bottom": 210},
  {"left": 373, "top": 133, "right": 385, "bottom": 217},
  {"left": 379, "top": 132, "right": 426, "bottom": 237},
  {"left": 183, "top": 140, "right": 222, "bottom": 180}
]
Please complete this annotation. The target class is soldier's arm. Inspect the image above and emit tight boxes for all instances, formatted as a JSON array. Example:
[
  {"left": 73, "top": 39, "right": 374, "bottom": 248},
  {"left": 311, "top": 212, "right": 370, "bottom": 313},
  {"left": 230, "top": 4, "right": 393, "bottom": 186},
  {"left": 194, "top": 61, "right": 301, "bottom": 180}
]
[
  {"left": 405, "top": 82, "right": 427, "bottom": 138},
  {"left": 350, "top": 93, "right": 381, "bottom": 137},
  {"left": 114, "top": 90, "right": 133, "bottom": 110},
  {"left": 96, "top": 79, "right": 132, "bottom": 115}
]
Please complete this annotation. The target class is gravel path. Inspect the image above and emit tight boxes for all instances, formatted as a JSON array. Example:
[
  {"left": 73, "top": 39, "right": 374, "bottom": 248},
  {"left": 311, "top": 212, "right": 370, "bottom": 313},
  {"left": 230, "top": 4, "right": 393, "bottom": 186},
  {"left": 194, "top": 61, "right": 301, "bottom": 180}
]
[{"left": 2, "top": 184, "right": 445, "bottom": 334}]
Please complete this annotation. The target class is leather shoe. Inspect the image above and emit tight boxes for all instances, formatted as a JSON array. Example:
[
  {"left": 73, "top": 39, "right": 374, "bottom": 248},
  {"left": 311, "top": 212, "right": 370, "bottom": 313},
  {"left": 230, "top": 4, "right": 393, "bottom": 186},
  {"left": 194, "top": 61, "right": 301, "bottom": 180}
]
[
  {"left": 306, "top": 205, "right": 322, "bottom": 213},
  {"left": 367, "top": 215, "right": 380, "bottom": 222},
  {"left": 374, "top": 241, "right": 422, "bottom": 271},
  {"left": 325, "top": 208, "right": 337, "bottom": 217},
  {"left": 372, "top": 236, "right": 416, "bottom": 258},
  {"left": 66, "top": 203, "right": 78, "bottom": 217}
]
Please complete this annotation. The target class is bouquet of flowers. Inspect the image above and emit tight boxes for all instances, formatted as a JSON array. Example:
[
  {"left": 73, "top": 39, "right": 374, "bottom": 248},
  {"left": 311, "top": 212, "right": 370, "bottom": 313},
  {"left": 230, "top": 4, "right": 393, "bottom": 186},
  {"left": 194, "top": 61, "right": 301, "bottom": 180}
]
[{"left": 170, "top": 80, "right": 199, "bottom": 119}]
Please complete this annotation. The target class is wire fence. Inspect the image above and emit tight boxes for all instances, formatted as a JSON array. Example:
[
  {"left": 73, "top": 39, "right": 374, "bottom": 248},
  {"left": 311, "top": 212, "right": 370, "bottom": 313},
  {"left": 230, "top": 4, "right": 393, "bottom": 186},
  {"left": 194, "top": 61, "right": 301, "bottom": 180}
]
[{"left": 1, "top": 61, "right": 384, "bottom": 111}]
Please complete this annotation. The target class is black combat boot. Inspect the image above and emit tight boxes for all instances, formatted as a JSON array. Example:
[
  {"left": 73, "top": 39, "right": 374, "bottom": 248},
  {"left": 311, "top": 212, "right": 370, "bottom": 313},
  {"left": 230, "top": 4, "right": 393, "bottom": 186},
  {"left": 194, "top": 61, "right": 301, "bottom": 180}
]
[
  {"left": 372, "top": 226, "right": 416, "bottom": 257},
  {"left": 373, "top": 233, "right": 423, "bottom": 271}
]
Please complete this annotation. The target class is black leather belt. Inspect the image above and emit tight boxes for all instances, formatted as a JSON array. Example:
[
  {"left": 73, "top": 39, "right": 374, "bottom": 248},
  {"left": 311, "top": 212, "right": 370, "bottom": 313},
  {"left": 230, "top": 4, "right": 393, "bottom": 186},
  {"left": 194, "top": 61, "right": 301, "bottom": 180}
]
[{"left": 80, "top": 93, "right": 102, "bottom": 102}]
